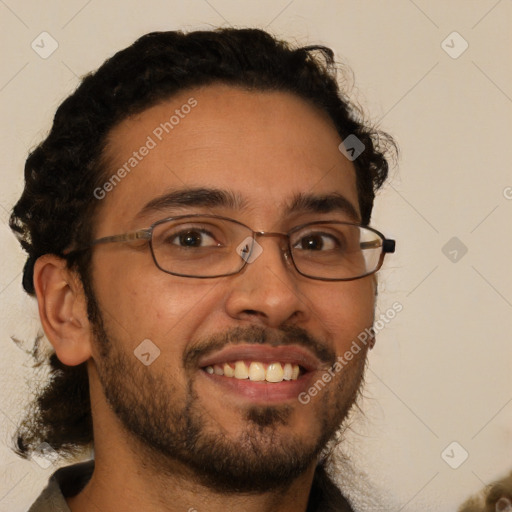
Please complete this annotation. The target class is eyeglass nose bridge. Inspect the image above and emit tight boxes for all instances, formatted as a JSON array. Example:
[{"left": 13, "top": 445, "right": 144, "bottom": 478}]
[{"left": 242, "top": 230, "right": 294, "bottom": 266}]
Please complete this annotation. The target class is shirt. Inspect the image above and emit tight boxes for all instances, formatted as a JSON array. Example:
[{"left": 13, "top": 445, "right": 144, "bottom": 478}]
[
  {"left": 28, "top": 460, "right": 94, "bottom": 512},
  {"left": 27, "top": 460, "right": 355, "bottom": 511}
]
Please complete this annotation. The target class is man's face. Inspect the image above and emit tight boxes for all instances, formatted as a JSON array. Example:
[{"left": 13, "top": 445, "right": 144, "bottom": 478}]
[{"left": 86, "top": 84, "right": 375, "bottom": 491}]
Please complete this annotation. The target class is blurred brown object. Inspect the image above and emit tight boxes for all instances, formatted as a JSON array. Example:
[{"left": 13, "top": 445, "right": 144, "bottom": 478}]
[{"left": 458, "top": 472, "right": 512, "bottom": 512}]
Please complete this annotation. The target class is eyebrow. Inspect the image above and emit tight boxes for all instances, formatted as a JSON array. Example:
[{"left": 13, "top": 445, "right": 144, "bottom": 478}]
[
  {"left": 286, "top": 191, "right": 360, "bottom": 222},
  {"left": 136, "top": 187, "right": 360, "bottom": 223},
  {"left": 136, "top": 188, "right": 247, "bottom": 219}
]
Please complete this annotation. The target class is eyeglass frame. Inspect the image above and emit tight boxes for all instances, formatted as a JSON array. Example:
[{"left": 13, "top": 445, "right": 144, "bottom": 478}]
[{"left": 73, "top": 213, "right": 395, "bottom": 282}]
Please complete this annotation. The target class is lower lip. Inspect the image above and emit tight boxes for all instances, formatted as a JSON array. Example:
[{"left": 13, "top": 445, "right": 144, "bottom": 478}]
[{"left": 198, "top": 369, "right": 316, "bottom": 403}]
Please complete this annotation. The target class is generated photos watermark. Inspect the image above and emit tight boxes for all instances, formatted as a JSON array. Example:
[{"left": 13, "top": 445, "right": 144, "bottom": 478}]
[
  {"left": 298, "top": 301, "right": 403, "bottom": 405},
  {"left": 93, "top": 97, "right": 198, "bottom": 200}
]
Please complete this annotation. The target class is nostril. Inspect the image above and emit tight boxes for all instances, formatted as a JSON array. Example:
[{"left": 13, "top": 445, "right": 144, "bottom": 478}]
[{"left": 243, "top": 309, "right": 262, "bottom": 317}]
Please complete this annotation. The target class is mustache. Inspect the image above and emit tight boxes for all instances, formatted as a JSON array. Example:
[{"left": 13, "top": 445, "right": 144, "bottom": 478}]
[{"left": 183, "top": 324, "right": 336, "bottom": 370}]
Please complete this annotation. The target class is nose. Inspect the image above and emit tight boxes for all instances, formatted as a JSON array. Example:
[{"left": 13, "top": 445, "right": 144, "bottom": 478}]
[{"left": 223, "top": 235, "right": 310, "bottom": 328}]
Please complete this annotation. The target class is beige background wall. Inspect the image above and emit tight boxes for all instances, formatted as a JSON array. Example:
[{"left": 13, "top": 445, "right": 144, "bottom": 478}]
[{"left": 1, "top": 1, "right": 511, "bottom": 510}]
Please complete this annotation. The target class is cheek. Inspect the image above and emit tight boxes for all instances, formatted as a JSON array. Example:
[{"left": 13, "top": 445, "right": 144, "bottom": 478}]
[
  {"left": 91, "top": 254, "right": 219, "bottom": 349},
  {"left": 312, "top": 278, "right": 376, "bottom": 352}
]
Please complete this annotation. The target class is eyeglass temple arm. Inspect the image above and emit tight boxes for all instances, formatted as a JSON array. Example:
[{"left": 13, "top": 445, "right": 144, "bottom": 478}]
[
  {"left": 91, "top": 229, "right": 152, "bottom": 246},
  {"left": 360, "top": 239, "right": 396, "bottom": 253}
]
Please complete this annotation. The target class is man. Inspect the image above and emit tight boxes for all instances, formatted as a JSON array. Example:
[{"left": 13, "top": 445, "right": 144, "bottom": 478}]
[{"left": 10, "top": 28, "right": 396, "bottom": 511}]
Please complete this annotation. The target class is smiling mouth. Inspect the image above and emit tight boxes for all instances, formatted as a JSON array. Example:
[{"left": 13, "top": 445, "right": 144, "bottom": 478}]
[{"left": 202, "top": 361, "right": 306, "bottom": 383}]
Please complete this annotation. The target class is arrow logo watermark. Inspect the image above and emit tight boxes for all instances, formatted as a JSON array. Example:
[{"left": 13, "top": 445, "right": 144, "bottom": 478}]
[
  {"left": 441, "top": 441, "right": 469, "bottom": 469},
  {"left": 442, "top": 236, "right": 468, "bottom": 263},
  {"left": 441, "top": 31, "right": 468, "bottom": 59},
  {"left": 31, "top": 31, "right": 59, "bottom": 59},
  {"left": 134, "top": 339, "right": 161, "bottom": 366},
  {"left": 236, "top": 237, "right": 263, "bottom": 264},
  {"left": 338, "top": 134, "right": 365, "bottom": 161}
]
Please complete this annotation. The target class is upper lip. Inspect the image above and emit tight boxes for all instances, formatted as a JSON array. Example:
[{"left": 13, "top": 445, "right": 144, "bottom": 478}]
[{"left": 197, "top": 344, "right": 324, "bottom": 372}]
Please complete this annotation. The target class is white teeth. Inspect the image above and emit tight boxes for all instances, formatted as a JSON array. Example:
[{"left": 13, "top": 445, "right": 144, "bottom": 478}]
[
  {"left": 223, "top": 363, "right": 235, "bottom": 378},
  {"left": 234, "top": 361, "right": 249, "bottom": 379},
  {"left": 248, "top": 362, "right": 266, "bottom": 381},
  {"left": 266, "top": 362, "right": 284, "bottom": 382},
  {"left": 205, "top": 361, "right": 301, "bottom": 382}
]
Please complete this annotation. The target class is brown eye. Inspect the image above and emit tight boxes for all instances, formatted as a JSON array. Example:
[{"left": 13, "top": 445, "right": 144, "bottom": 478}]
[
  {"left": 294, "top": 233, "right": 340, "bottom": 251},
  {"left": 176, "top": 230, "right": 205, "bottom": 247},
  {"left": 165, "top": 229, "right": 219, "bottom": 248}
]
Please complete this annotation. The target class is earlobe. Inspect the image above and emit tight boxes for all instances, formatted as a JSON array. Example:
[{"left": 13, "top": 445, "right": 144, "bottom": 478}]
[{"left": 33, "top": 255, "right": 92, "bottom": 366}]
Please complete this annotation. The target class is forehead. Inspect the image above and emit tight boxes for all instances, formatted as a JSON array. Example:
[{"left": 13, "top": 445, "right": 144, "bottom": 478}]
[{"left": 97, "top": 84, "right": 359, "bottom": 233}]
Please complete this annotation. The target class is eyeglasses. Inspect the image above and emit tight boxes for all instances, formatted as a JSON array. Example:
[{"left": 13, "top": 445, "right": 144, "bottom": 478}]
[{"left": 82, "top": 214, "right": 395, "bottom": 281}]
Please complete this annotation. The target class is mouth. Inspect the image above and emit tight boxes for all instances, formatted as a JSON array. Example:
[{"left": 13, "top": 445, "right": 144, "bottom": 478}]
[{"left": 197, "top": 344, "right": 325, "bottom": 402}]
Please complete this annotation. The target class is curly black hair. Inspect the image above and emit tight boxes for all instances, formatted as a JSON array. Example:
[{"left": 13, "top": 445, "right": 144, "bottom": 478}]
[{"left": 9, "top": 27, "right": 395, "bottom": 478}]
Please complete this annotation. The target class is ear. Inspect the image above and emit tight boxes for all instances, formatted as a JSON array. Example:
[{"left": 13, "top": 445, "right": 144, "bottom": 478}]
[{"left": 33, "top": 255, "right": 92, "bottom": 366}]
